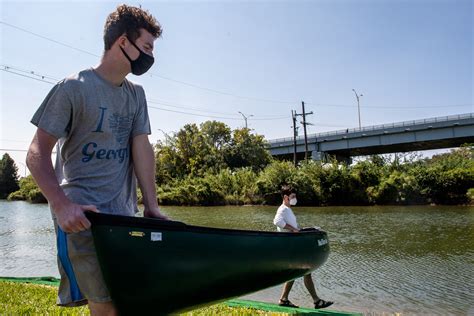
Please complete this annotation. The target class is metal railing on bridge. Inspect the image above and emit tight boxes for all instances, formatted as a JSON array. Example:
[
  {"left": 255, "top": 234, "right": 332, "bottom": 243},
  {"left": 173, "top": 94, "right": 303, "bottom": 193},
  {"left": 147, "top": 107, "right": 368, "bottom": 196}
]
[{"left": 268, "top": 113, "right": 474, "bottom": 144}]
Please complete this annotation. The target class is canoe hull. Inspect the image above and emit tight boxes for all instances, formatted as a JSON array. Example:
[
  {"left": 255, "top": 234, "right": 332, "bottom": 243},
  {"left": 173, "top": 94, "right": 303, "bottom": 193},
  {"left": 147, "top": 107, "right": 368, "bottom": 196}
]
[{"left": 87, "top": 212, "right": 330, "bottom": 315}]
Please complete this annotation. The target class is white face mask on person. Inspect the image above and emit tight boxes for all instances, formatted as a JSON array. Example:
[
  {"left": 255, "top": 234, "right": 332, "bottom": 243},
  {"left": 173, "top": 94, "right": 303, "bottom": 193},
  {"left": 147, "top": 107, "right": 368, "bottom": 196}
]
[{"left": 289, "top": 198, "right": 297, "bottom": 206}]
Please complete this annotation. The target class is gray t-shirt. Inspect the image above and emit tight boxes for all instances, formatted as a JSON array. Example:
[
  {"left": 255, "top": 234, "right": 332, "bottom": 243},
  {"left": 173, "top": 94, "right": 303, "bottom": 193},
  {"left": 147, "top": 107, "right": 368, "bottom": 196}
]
[{"left": 31, "top": 68, "right": 151, "bottom": 216}]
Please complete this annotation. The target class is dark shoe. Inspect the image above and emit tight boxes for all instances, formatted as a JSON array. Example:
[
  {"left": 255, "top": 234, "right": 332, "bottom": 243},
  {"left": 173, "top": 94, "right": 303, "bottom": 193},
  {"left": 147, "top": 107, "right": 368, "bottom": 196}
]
[
  {"left": 279, "top": 299, "right": 299, "bottom": 308},
  {"left": 314, "top": 299, "right": 333, "bottom": 309}
]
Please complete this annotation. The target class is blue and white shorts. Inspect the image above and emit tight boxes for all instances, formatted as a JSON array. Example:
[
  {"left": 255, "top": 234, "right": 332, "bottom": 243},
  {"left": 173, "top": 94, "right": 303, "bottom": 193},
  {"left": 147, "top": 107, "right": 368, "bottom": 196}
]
[{"left": 54, "top": 222, "right": 111, "bottom": 307}]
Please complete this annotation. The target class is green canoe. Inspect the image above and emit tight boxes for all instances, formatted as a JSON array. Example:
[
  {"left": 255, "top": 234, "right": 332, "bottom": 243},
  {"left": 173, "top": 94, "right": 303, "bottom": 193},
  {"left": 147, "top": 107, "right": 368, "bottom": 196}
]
[{"left": 86, "top": 212, "right": 330, "bottom": 315}]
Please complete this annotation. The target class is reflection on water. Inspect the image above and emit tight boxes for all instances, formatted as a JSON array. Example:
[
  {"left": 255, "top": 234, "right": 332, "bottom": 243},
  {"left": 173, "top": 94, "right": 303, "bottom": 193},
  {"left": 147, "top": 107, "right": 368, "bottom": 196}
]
[
  {"left": 0, "top": 201, "right": 56, "bottom": 278},
  {"left": 1, "top": 201, "right": 473, "bottom": 315}
]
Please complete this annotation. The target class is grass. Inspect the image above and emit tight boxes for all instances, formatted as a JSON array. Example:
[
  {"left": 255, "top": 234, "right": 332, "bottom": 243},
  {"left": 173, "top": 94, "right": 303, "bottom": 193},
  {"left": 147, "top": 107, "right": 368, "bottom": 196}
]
[{"left": 0, "top": 281, "right": 285, "bottom": 315}]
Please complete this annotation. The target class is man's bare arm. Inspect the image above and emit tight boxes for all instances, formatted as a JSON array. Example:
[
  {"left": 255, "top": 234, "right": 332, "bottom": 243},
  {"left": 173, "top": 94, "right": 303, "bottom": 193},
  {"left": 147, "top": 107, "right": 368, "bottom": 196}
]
[
  {"left": 26, "top": 128, "right": 98, "bottom": 233},
  {"left": 132, "top": 134, "right": 168, "bottom": 220},
  {"left": 283, "top": 224, "right": 299, "bottom": 232}
]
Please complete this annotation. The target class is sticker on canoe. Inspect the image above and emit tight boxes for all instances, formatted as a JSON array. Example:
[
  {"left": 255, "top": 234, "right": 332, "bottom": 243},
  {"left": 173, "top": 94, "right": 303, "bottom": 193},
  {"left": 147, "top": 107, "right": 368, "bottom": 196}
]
[
  {"left": 151, "top": 232, "right": 162, "bottom": 241},
  {"left": 317, "top": 238, "right": 328, "bottom": 246},
  {"left": 129, "top": 231, "right": 145, "bottom": 237}
]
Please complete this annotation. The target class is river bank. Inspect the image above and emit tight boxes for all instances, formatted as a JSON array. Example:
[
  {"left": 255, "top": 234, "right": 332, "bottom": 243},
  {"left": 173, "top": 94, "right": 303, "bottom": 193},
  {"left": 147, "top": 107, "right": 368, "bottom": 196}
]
[
  {"left": 1, "top": 200, "right": 473, "bottom": 314},
  {"left": 5, "top": 147, "right": 474, "bottom": 207},
  {"left": 0, "top": 278, "right": 358, "bottom": 315},
  {"left": 0, "top": 281, "right": 284, "bottom": 316}
]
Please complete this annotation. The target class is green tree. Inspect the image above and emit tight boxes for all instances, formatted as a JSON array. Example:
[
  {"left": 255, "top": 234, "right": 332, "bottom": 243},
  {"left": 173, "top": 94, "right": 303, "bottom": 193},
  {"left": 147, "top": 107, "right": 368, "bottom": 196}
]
[
  {"left": 199, "top": 121, "right": 231, "bottom": 173},
  {"left": 0, "top": 153, "right": 20, "bottom": 199},
  {"left": 155, "top": 122, "right": 271, "bottom": 184},
  {"left": 224, "top": 128, "right": 272, "bottom": 171},
  {"left": 414, "top": 146, "right": 474, "bottom": 204},
  {"left": 8, "top": 175, "right": 47, "bottom": 203}
]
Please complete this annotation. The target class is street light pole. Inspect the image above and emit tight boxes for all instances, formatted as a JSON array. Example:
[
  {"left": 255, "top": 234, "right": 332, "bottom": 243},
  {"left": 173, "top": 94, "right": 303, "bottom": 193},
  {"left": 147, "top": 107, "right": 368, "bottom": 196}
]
[
  {"left": 238, "top": 111, "right": 253, "bottom": 129},
  {"left": 291, "top": 110, "right": 298, "bottom": 167},
  {"left": 352, "top": 89, "right": 363, "bottom": 129}
]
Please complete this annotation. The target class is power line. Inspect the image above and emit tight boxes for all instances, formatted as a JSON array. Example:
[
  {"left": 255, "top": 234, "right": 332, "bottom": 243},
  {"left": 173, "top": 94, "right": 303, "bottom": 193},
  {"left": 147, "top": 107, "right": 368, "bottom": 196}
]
[
  {"left": 148, "top": 73, "right": 294, "bottom": 104},
  {"left": 0, "top": 20, "right": 295, "bottom": 104},
  {"left": 2, "top": 19, "right": 472, "bottom": 109},
  {"left": 1, "top": 67, "right": 57, "bottom": 84},
  {"left": 147, "top": 105, "right": 288, "bottom": 121},
  {"left": 2, "top": 64, "right": 283, "bottom": 118},
  {"left": 149, "top": 99, "right": 242, "bottom": 116},
  {"left": 3, "top": 66, "right": 465, "bottom": 125},
  {"left": 0, "top": 21, "right": 100, "bottom": 58},
  {"left": 148, "top": 105, "right": 247, "bottom": 120},
  {"left": 148, "top": 98, "right": 287, "bottom": 119},
  {"left": 1, "top": 64, "right": 60, "bottom": 81},
  {"left": 1, "top": 64, "right": 290, "bottom": 121}
]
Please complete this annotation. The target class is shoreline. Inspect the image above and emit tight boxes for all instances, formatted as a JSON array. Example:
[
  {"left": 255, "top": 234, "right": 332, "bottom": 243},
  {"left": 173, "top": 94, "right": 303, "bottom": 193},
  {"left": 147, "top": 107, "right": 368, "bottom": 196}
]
[
  {"left": 0, "top": 278, "right": 360, "bottom": 315},
  {"left": 2, "top": 198, "right": 473, "bottom": 207}
]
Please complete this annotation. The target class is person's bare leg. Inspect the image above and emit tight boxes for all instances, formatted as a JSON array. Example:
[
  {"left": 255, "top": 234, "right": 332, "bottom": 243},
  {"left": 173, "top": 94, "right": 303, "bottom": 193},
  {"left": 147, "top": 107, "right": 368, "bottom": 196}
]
[
  {"left": 88, "top": 301, "right": 118, "bottom": 316},
  {"left": 280, "top": 280, "right": 294, "bottom": 301},
  {"left": 303, "top": 274, "right": 320, "bottom": 303}
]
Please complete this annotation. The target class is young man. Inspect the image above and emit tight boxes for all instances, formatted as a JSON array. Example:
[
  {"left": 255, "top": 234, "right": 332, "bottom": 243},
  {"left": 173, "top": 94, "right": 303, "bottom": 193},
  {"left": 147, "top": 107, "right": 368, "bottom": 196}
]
[
  {"left": 26, "top": 5, "right": 167, "bottom": 315},
  {"left": 273, "top": 185, "right": 333, "bottom": 310}
]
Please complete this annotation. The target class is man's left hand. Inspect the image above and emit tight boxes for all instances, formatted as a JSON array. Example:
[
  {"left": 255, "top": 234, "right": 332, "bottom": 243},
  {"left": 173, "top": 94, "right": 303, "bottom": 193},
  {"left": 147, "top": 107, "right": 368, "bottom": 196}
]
[{"left": 144, "top": 207, "right": 170, "bottom": 220}]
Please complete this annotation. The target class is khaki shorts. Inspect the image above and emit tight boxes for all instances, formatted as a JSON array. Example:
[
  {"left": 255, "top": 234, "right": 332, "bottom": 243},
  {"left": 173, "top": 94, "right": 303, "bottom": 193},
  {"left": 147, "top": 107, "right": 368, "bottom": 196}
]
[{"left": 54, "top": 222, "right": 111, "bottom": 307}]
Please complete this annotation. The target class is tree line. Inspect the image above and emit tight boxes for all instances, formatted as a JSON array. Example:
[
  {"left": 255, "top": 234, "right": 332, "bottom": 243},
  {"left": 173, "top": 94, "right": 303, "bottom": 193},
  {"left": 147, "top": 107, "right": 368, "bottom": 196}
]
[{"left": 1, "top": 121, "right": 473, "bottom": 205}]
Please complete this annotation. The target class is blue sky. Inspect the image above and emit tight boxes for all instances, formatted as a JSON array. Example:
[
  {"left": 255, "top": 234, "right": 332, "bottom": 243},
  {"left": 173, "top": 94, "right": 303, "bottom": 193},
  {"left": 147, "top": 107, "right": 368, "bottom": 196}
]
[{"left": 0, "top": 0, "right": 472, "bottom": 172}]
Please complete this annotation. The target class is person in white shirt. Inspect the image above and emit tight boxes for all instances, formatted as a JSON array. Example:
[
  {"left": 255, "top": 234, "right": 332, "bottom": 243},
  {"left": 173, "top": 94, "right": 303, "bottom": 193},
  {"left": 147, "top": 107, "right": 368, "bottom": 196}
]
[{"left": 273, "top": 185, "right": 334, "bottom": 310}]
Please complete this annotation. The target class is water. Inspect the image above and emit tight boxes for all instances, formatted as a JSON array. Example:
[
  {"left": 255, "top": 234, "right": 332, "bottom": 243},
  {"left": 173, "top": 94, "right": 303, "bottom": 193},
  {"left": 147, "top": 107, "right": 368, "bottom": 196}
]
[{"left": 1, "top": 200, "right": 473, "bottom": 315}]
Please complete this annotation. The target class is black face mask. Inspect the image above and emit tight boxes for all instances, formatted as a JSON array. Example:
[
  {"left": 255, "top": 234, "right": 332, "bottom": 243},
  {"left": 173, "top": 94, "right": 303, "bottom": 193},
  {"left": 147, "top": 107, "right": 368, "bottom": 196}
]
[{"left": 120, "top": 40, "right": 154, "bottom": 76}]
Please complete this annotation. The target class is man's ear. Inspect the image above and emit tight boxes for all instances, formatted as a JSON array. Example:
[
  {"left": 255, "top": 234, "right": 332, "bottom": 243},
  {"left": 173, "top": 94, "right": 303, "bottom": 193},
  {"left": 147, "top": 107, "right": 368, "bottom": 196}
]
[{"left": 117, "top": 35, "right": 127, "bottom": 48}]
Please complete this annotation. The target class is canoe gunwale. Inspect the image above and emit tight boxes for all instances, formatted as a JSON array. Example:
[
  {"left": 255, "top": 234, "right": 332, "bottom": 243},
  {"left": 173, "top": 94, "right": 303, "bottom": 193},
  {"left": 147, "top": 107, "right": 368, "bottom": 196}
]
[{"left": 85, "top": 212, "right": 328, "bottom": 237}]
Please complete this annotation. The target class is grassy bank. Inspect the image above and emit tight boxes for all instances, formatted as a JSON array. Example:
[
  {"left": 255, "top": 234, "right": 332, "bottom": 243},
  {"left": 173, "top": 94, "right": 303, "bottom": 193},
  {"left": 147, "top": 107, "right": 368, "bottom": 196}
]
[
  {"left": 7, "top": 146, "right": 474, "bottom": 207},
  {"left": 155, "top": 147, "right": 474, "bottom": 206},
  {"left": 0, "top": 281, "right": 285, "bottom": 315}
]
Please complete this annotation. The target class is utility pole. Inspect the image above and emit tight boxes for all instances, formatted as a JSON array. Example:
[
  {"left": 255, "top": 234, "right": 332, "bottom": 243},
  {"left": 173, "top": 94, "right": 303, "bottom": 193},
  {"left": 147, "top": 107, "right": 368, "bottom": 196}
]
[
  {"left": 238, "top": 111, "right": 253, "bottom": 129},
  {"left": 291, "top": 110, "right": 299, "bottom": 167},
  {"left": 352, "top": 89, "right": 363, "bottom": 129},
  {"left": 294, "top": 101, "right": 313, "bottom": 160}
]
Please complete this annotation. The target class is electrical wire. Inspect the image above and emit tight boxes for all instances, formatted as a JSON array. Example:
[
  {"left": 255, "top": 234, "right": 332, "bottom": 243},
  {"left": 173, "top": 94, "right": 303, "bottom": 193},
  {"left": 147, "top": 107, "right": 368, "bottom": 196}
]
[
  {"left": 1, "top": 65, "right": 290, "bottom": 121},
  {"left": 1, "top": 64, "right": 60, "bottom": 81},
  {"left": 148, "top": 98, "right": 288, "bottom": 119},
  {"left": 2, "top": 21, "right": 472, "bottom": 110},
  {"left": 1, "top": 67, "right": 57, "bottom": 85},
  {"left": 0, "top": 20, "right": 294, "bottom": 104}
]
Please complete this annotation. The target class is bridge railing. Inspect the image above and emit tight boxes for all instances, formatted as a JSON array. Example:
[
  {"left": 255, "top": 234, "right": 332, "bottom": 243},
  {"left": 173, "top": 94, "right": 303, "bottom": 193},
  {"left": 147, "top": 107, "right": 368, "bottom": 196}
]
[{"left": 268, "top": 112, "right": 473, "bottom": 144}]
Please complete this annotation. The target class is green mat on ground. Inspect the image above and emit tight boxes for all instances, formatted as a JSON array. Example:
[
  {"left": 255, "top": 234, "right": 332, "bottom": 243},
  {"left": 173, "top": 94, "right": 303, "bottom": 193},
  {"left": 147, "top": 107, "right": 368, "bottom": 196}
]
[
  {"left": 0, "top": 276, "right": 60, "bottom": 286},
  {"left": 0, "top": 277, "right": 360, "bottom": 315},
  {"left": 226, "top": 299, "right": 361, "bottom": 316}
]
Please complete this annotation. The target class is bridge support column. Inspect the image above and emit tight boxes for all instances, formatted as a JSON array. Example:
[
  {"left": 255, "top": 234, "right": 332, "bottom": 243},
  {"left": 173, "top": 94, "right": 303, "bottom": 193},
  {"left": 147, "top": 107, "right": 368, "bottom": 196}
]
[
  {"left": 312, "top": 151, "right": 352, "bottom": 164},
  {"left": 311, "top": 151, "right": 329, "bottom": 162},
  {"left": 334, "top": 154, "right": 352, "bottom": 165}
]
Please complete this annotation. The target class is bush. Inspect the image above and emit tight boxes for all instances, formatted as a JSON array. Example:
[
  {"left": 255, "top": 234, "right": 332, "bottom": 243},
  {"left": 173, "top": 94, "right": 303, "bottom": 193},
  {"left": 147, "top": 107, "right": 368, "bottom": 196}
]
[
  {"left": 7, "top": 176, "right": 46, "bottom": 203},
  {"left": 367, "top": 172, "right": 424, "bottom": 205},
  {"left": 256, "top": 160, "right": 296, "bottom": 205},
  {"left": 467, "top": 188, "right": 474, "bottom": 204},
  {"left": 7, "top": 190, "right": 25, "bottom": 201},
  {"left": 155, "top": 147, "right": 474, "bottom": 206},
  {"left": 28, "top": 189, "right": 47, "bottom": 204}
]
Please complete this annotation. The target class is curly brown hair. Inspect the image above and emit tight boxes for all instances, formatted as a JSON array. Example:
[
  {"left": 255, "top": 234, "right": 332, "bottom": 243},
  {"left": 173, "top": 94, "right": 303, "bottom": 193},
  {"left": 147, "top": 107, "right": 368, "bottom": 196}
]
[{"left": 103, "top": 4, "right": 162, "bottom": 51}]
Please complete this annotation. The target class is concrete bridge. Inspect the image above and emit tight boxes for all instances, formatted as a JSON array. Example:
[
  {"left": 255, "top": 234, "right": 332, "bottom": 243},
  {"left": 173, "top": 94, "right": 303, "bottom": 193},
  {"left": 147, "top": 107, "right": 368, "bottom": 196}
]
[{"left": 268, "top": 113, "right": 474, "bottom": 163}]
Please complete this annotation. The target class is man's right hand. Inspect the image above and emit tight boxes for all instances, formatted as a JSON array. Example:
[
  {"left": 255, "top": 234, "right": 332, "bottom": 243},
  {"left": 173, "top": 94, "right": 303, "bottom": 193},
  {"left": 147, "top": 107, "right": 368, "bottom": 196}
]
[{"left": 52, "top": 201, "right": 99, "bottom": 233}]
